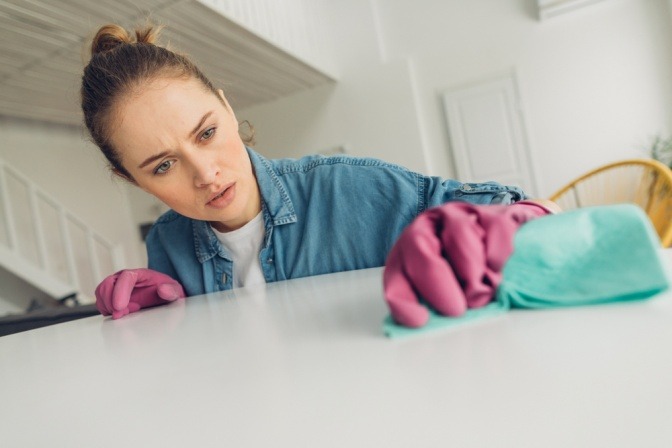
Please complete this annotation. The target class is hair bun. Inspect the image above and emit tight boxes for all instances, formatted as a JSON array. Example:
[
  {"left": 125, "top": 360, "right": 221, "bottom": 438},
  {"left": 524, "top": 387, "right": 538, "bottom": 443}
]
[
  {"left": 135, "top": 25, "right": 163, "bottom": 45},
  {"left": 90, "top": 23, "right": 163, "bottom": 55},
  {"left": 91, "top": 24, "right": 132, "bottom": 55}
]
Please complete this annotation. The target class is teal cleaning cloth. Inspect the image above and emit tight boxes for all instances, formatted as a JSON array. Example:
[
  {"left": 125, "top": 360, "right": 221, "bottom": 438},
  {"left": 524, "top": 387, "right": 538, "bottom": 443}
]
[
  {"left": 497, "top": 204, "right": 670, "bottom": 308},
  {"left": 382, "top": 301, "right": 508, "bottom": 338},
  {"left": 383, "top": 204, "right": 670, "bottom": 338}
]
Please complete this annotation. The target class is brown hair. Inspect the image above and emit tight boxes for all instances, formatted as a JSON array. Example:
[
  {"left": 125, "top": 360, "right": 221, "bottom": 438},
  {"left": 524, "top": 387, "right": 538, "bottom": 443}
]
[{"left": 81, "top": 23, "right": 254, "bottom": 180}]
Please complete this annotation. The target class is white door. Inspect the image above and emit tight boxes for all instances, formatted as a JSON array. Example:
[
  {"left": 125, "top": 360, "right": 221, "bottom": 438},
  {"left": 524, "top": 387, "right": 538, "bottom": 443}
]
[{"left": 442, "top": 74, "right": 538, "bottom": 195}]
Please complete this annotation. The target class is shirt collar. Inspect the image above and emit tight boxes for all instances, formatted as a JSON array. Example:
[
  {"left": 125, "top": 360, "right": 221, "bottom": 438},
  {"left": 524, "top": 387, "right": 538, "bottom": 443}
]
[{"left": 247, "top": 147, "right": 297, "bottom": 226}]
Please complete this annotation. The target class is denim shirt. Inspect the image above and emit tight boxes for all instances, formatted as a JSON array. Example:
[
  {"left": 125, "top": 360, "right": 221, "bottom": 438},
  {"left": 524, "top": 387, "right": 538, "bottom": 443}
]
[{"left": 146, "top": 148, "right": 526, "bottom": 296}]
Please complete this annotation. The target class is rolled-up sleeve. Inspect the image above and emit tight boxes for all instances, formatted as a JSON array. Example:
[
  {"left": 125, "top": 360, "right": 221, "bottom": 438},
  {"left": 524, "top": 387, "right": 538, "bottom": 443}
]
[{"left": 424, "top": 176, "right": 527, "bottom": 210}]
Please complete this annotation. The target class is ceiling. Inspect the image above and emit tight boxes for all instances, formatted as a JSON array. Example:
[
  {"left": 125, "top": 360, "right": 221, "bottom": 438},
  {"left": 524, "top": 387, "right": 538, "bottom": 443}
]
[{"left": 0, "top": 0, "right": 335, "bottom": 127}]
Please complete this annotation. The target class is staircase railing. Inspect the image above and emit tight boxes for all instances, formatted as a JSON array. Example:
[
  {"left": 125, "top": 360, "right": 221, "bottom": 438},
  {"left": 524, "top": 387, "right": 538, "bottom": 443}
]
[{"left": 0, "top": 158, "right": 124, "bottom": 304}]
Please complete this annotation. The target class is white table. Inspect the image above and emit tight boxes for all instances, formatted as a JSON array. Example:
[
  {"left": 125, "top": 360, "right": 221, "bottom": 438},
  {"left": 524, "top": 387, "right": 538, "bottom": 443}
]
[{"left": 2, "top": 259, "right": 672, "bottom": 447}]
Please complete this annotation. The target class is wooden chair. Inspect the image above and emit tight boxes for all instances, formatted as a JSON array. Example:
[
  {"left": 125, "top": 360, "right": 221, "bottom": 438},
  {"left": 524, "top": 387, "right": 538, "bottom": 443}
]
[{"left": 549, "top": 159, "right": 672, "bottom": 247}]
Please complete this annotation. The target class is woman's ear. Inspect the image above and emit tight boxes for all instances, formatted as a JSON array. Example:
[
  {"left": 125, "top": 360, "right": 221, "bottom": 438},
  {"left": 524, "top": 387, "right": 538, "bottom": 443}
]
[{"left": 217, "top": 89, "right": 237, "bottom": 121}]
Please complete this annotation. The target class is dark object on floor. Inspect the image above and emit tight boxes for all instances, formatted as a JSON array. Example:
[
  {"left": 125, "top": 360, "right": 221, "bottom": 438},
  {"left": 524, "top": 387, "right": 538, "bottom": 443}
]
[{"left": 0, "top": 304, "right": 100, "bottom": 337}]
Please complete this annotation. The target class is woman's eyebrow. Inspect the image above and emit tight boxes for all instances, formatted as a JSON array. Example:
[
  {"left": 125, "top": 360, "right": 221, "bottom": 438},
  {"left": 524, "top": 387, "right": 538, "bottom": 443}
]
[
  {"left": 138, "top": 151, "right": 169, "bottom": 169},
  {"left": 189, "top": 111, "right": 214, "bottom": 137},
  {"left": 137, "top": 111, "right": 215, "bottom": 169}
]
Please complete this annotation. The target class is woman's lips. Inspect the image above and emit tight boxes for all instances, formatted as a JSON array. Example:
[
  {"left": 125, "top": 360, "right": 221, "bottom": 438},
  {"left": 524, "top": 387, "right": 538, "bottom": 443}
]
[{"left": 207, "top": 183, "right": 236, "bottom": 209}]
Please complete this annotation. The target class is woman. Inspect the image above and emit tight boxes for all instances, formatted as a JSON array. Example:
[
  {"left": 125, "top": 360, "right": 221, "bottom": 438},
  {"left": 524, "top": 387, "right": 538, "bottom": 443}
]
[{"left": 82, "top": 24, "right": 555, "bottom": 325}]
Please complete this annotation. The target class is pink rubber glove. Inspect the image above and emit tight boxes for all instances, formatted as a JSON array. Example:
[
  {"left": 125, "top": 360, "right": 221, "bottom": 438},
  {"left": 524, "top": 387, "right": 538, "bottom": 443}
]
[
  {"left": 383, "top": 201, "right": 551, "bottom": 328},
  {"left": 95, "top": 269, "right": 185, "bottom": 319}
]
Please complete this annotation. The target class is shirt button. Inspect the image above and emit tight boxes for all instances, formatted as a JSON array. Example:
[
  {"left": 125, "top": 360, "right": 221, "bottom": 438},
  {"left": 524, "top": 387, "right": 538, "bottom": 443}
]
[
  {"left": 221, "top": 273, "right": 227, "bottom": 284},
  {"left": 267, "top": 258, "right": 274, "bottom": 264},
  {"left": 462, "top": 184, "right": 472, "bottom": 191}
]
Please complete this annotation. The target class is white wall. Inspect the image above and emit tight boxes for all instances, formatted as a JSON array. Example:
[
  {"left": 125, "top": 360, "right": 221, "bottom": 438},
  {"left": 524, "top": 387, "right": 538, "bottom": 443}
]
[
  {"left": 123, "top": 184, "right": 169, "bottom": 268},
  {"left": 240, "top": 0, "right": 672, "bottom": 197},
  {"left": 0, "top": 116, "right": 143, "bottom": 278},
  {"left": 236, "top": 1, "right": 430, "bottom": 174}
]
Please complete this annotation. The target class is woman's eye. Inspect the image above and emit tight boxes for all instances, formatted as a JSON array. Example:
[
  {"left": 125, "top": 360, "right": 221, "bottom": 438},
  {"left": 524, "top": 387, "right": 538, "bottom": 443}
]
[
  {"left": 154, "top": 160, "right": 174, "bottom": 175},
  {"left": 201, "top": 127, "right": 216, "bottom": 141}
]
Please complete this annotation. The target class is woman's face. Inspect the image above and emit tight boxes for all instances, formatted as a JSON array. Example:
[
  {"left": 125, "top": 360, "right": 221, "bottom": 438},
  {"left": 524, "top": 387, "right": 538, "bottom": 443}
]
[{"left": 109, "top": 76, "right": 261, "bottom": 232}]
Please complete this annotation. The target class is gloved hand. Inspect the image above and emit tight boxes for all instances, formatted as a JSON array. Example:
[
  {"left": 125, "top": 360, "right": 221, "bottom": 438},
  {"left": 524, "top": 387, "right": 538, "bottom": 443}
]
[
  {"left": 95, "top": 269, "right": 185, "bottom": 319},
  {"left": 383, "top": 201, "right": 551, "bottom": 328}
]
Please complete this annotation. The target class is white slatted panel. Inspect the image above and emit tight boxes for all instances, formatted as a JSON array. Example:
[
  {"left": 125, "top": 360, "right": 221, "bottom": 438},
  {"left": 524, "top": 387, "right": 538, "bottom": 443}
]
[
  {"left": 0, "top": 158, "right": 124, "bottom": 302},
  {"left": 0, "top": 0, "right": 336, "bottom": 125},
  {"left": 200, "top": 0, "right": 332, "bottom": 77}
]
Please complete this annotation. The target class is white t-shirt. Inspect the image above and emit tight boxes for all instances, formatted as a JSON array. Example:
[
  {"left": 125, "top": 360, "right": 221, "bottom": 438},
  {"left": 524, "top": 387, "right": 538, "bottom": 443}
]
[{"left": 211, "top": 212, "right": 266, "bottom": 288}]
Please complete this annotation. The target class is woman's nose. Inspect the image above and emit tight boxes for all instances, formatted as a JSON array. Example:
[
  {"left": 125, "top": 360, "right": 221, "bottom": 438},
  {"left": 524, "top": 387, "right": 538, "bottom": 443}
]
[{"left": 191, "top": 157, "right": 219, "bottom": 188}]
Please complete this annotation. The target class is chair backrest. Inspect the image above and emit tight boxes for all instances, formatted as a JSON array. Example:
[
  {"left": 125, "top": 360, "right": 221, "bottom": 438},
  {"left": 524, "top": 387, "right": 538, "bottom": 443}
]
[{"left": 549, "top": 159, "right": 672, "bottom": 247}]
